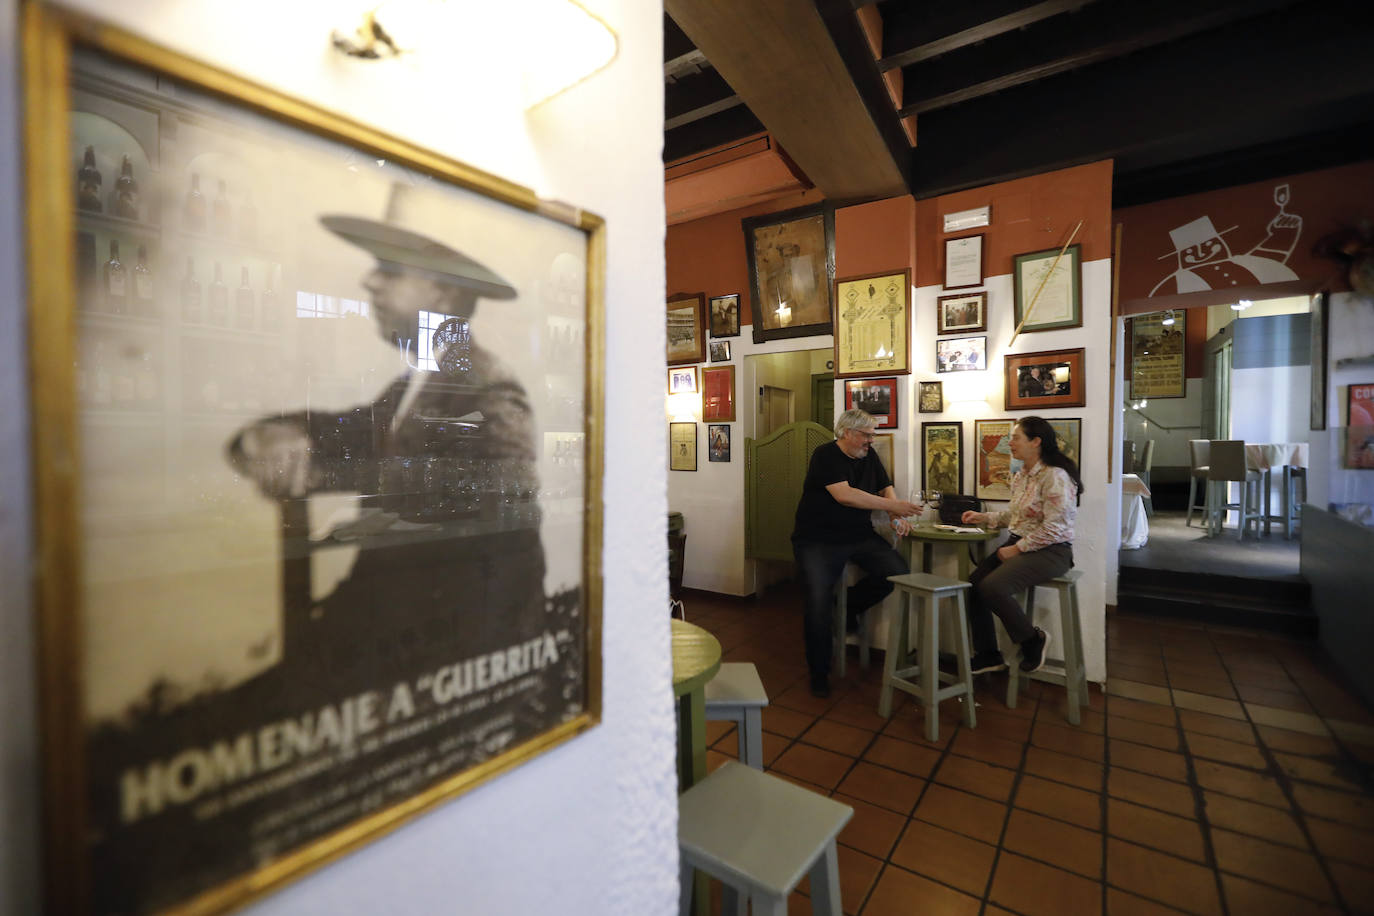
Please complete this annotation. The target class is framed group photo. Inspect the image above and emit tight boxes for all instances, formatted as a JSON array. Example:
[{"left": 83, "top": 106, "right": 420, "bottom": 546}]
[
  {"left": 833, "top": 268, "right": 911, "bottom": 379},
  {"left": 844, "top": 377, "right": 898, "bottom": 429},
  {"left": 1012, "top": 244, "right": 1082, "bottom": 332},
  {"left": 921, "top": 422, "right": 964, "bottom": 494},
  {"left": 709, "top": 293, "right": 740, "bottom": 338},
  {"left": 918, "top": 380, "right": 944, "bottom": 413},
  {"left": 742, "top": 203, "right": 835, "bottom": 343},
  {"left": 936, "top": 336, "right": 987, "bottom": 373},
  {"left": 667, "top": 292, "right": 707, "bottom": 365},
  {"left": 936, "top": 292, "right": 987, "bottom": 335},
  {"left": 26, "top": 10, "right": 605, "bottom": 913},
  {"left": 1004, "top": 347, "right": 1086, "bottom": 410}
]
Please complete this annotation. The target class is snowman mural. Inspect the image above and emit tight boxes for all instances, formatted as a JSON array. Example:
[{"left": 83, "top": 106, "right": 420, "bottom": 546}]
[{"left": 1150, "top": 184, "right": 1303, "bottom": 296}]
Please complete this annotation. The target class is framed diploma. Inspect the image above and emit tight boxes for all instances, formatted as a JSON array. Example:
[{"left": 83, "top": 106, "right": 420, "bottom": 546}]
[
  {"left": 943, "top": 234, "right": 984, "bottom": 290},
  {"left": 833, "top": 269, "right": 911, "bottom": 379},
  {"left": 670, "top": 422, "right": 698, "bottom": 471},
  {"left": 702, "top": 365, "right": 736, "bottom": 422},
  {"left": 1012, "top": 244, "right": 1082, "bottom": 333}
]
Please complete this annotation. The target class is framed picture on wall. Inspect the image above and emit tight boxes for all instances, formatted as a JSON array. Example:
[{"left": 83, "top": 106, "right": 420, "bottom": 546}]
[
  {"left": 1011, "top": 418, "right": 1083, "bottom": 476},
  {"left": 943, "top": 234, "right": 983, "bottom": 289},
  {"left": 936, "top": 292, "right": 987, "bottom": 335},
  {"left": 1346, "top": 383, "right": 1374, "bottom": 469},
  {"left": 936, "top": 336, "right": 987, "bottom": 373},
  {"left": 709, "top": 340, "right": 731, "bottom": 362},
  {"left": 742, "top": 203, "right": 836, "bottom": 343},
  {"left": 702, "top": 365, "right": 736, "bottom": 422},
  {"left": 1004, "top": 347, "right": 1087, "bottom": 410},
  {"left": 1129, "top": 310, "right": 1186, "bottom": 399},
  {"left": 668, "top": 365, "right": 700, "bottom": 394},
  {"left": 921, "top": 422, "right": 964, "bottom": 494},
  {"left": 974, "top": 419, "right": 1016, "bottom": 500},
  {"left": 1012, "top": 244, "right": 1082, "bottom": 333},
  {"left": 918, "top": 380, "right": 944, "bottom": 413},
  {"left": 833, "top": 268, "right": 911, "bottom": 379},
  {"left": 24, "top": 10, "right": 606, "bottom": 913},
  {"left": 709, "top": 293, "right": 741, "bottom": 338},
  {"left": 844, "top": 378, "right": 898, "bottom": 429},
  {"left": 871, "top": 433, "right": 894, "bottom": 480},
  {"left": 667, "top": 292, "right": 707, "bottom": 365},
  {"left": 671, "top": 422, "right": 699, "bottom": 471},
  {"left": 708, "top": 424, "right": 731, "bottom": 462}
]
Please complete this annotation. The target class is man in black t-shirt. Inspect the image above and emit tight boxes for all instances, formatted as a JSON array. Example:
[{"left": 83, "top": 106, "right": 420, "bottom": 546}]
[{"left": 792, "top": 409, "right": 921, "bottom": 697}]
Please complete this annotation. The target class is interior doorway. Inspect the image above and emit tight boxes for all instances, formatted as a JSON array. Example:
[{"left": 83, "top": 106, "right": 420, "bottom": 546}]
[{"left": 759, "top": 386, "right": 793, "bottom": 439}]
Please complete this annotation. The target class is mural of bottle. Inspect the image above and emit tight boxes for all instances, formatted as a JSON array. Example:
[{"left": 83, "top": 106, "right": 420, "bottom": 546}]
[
  {"left": 185, "top": 173, "right": 206, "bottom": 232},
  {"left": 239, "top": 188, "right": 258, "bottom": 243},
  {"left": 114, "top": 155, "right": 139, "bottom": 220},
  {"left": 208, "top": 261, "right": 229, "bottom": 326},
  {"left": 180, "top": 256, "right": 201, "bottom": 324},
  {"left": 212, "top": 179, "right": 232, "bottom": 237},
  {"left": 77, "top": 145, "right": 102, "bottom": 213},
  {"left": 259, "top": 264, "right": 280, "bottom": 334},
  {"left": 132, "top": 244, "right": 155, "bottom": 316},
  {"left": 104, "top": 240, "right": 126, "bottom": 314},
  {"left": 234, "top": 266, "right": 256, "bottom": 330}
]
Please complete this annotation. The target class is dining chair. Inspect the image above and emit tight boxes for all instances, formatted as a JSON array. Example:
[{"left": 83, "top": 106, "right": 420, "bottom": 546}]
[
  {"left": 1138, "top": 440, "right": 1156, "bottom": 516},
  {"left": 1205, "top": 440, "right": 1262, "bottom": 539},
  {"left": 1185, "top": 439, "right": 1209, "bottom": 527}
]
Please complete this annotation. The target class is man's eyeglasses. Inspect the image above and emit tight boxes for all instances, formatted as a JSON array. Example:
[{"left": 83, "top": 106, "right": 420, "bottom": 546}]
[{"left": 850, "top": 430, "right": 877, "bottom": 441}]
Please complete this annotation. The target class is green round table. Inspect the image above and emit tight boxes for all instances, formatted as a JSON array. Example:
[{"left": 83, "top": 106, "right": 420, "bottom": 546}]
[
  {"left": 901, "top": 526, "right": 1000, "bottom": 580},
  {"left": 672, "top": 618, "right": 722, "bottom": 792}
]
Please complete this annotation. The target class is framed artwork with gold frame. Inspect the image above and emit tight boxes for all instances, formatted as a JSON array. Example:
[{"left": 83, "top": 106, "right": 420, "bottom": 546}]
[
  {"left": 742, "top": 203, "right": 835, "bottom": 343},
  {"left": 702, "top": 365, "right": 736, "bottom": 422},
  {"left": 667, "top": 291, "right": 707, "bottom": 366},
  {"left": 833, "top": 268, "right": 911, "bottom": 379},
  {"left": 24, "top": 10, "right": 605, "bottom": 913}
]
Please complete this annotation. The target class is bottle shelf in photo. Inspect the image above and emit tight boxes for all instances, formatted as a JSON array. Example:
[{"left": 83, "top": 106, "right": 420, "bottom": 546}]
[
  {"left": 76, "top": 209, "right": 161, "bottom": 241},
  {"left": 175, "top": 226, "right": 277, "bottom": 262}
]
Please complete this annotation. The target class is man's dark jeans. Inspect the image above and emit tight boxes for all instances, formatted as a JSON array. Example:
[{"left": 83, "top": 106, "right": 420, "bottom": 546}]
[{"left": 793, "top": 532, "right": 908, "bottom": 678}]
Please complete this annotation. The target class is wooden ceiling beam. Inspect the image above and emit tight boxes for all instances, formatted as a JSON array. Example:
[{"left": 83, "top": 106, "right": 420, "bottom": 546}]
[
  {"left": 878, "top": 0, "right": 1097, "bottom": 70},
  {"left": 665, "top": 0, "right": 909, "bottom": 201}
]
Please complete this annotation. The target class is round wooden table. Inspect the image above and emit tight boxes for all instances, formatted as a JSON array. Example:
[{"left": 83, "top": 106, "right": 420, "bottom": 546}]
[{"left": 902, "top": 526, "right": 999, "bottom": 580}]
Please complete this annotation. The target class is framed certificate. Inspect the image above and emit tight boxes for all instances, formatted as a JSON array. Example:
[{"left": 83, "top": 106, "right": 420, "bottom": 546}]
[
  {"left": 943, "top": 234, "right": 984, "bottom": 290},
  {"left": 1012, "top": 244, "right": 1082, "bottom": 333},
  {"left": 670, "top": 422, "right": 698, "bottom": 471},
  {"left": 833, "top": 269, "right": 911, "bottom": 379}
]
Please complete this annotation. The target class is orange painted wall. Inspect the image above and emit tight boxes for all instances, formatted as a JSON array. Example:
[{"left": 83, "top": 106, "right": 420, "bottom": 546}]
[
  {"left": 834, "top": 195, "right": 916, "bottom": 281},
  {"left": 913, "top": 160, "right": 1114, "bottom": 288}
]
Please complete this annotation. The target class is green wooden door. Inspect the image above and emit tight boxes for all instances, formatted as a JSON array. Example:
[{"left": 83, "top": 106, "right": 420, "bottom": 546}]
[{"left": 745, "top": 421, "right": 833, "bottom": 561}]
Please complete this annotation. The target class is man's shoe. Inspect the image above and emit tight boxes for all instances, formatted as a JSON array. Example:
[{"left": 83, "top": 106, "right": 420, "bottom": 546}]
[
  {"left": 1019, "top": 628, "right": 1051, "bottom": 674},
  {"left": 809, "top": 674, "right": 831, "bottom": 698},
  {"left": 969, "top": 651, "right": 1007, "bottom": 674}
]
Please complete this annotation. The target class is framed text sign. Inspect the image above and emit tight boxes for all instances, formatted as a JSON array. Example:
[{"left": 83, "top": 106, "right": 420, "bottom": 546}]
[
  {"left": 25, "top": 12, "right": 604, "bottom": 913},
  {"left": 1129, "top": 311, "right": 1186, "bottom": 399}
]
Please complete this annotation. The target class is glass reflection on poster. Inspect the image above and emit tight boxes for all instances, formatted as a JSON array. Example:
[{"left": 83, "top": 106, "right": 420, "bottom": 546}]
[
  {"left": 743, "top": 204, "right": 835, "bottom": 343},
  {"left": 32, "top": 22, "right": 603, "bottom": 915}
]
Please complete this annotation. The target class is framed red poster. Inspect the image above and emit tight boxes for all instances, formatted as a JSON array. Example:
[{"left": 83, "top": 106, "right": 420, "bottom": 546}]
[
  {"left": 1346, "top": 382, "right": 1374, "bottom": 469},
  {"left": 702, "top": 365, "right": 736, "bottom": 422}
]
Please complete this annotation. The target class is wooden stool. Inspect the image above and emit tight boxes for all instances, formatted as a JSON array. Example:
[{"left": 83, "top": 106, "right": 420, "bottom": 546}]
[
  {"left": 704, "top": 663, "right": 769, "bottom": 769},
  {"left": 832, "top": 564, "right": 871, "bottom": 677},
  {"left": 1006, "top": 569, "right": 1089, "bottom": 724},
  {"left": 678, "top": 761, "right": 853, "bottom": 916},
  {"left": 878, "top": 572, "right": 976, "bottom": 742}
]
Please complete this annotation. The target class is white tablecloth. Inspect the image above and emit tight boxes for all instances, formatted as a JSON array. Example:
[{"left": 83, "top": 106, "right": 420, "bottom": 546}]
[
  {"left": 1121, "top": 474, "right": 1149, "bottom": 549},
  {"left": 1245, "top": 442, "right": 1309, "bottom": 471}
]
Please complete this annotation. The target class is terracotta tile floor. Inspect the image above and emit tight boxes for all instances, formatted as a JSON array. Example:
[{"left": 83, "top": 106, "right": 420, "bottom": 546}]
[{"left": 683, "top": 584, "right": 1374, "bottom": 915}]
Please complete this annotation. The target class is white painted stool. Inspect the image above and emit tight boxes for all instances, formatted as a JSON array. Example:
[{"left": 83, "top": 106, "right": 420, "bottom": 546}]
[
  {"left": 678, "top": 761, "right": 853, "bottom": 916},
  {"left": 1006, "top": 568, "right": 1089, "bottom": 725},
  {"left": 878, "top": 572, "right": 976, "bottom": 742},
  {"left": 832, "top": 564, "right": 871, "bottom": 677},
  {"left": 704, "top": 662, "right": 769, "bottom": 769}
]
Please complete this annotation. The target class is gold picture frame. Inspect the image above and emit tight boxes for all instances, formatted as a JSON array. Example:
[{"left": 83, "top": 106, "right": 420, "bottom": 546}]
[
  {"left": 667, "top": 291, "right": 707, "bottom": 366},
  {"left": 833, "top": 268, "right": 911, "bottom": 379},
  {"left": 24, "top": 9, "right": 605, "bottom": 913}
]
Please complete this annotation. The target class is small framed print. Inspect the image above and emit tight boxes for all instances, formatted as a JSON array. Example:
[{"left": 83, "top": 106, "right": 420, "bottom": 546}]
[
  {"left": 833, "top": 269, "right": 911, "bottom": 379},
  {"left": 921, "top": 421, "right": 964, "bottom": 494},
  {"left": 708, "top": 424, "right": 731, "bottom": 462},
  {"left": 844, "top": 378, "right": 898, "bottom": 429},
  {"left": 709, "top": 294, "right": 741, "bottom": 338},
  {"left": 1004, "top": 347, "right": 1086, "bottom": 410},
  {"left": 936, "top": 336, "right": 987, "bottom": 373},
  {"left": 668, "top": 366, "right": 700, "bottom": 395},
  {"left": 974, "top": 418, "right": 1016, "bottom": 500},
  {"left": 871, "top": 433, "right": 894, "bottom": 480},
  {"left": 670, "top": 422, "right": 698, "bottom": 471},
  {"left": 937, "top": 292, "right": 987, "bottom": 335},
  {"left": 667, "top": 292, "right": 707, "bottom": 365},
  {"left": 918, "top": 380, "right": 944, "bottom": 413},
  {"left": 709, "top": 340, "right": 731, "bottom": 362},
  {"left": 1012, "top": 244, "right": 1082, "bottom": 333},
  {"left": 702, "top": 365, "right": 736, "bottom": 422},
  {"left": 943, "top": 234, "right": 984, "bottom": 290}
]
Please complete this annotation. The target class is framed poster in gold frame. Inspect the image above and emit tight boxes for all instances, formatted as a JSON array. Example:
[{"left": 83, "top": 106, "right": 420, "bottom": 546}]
[
  {"left": 833, "top": 268, "right": 911, "bottom": 379},
  {"left": 23, "top": 9, "right": 605, "bottom": 913},
  {"left": 667, "top": 291, "right": 707, "bottom": 366}
]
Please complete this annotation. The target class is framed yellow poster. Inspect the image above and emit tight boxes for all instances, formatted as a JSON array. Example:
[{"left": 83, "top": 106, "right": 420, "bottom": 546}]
[
  {"left": 833, "top": 269, "right": 911, "bottom": 379},
  {"left": 1130, "top": 310, "right": 1187, "bottom": 399}
]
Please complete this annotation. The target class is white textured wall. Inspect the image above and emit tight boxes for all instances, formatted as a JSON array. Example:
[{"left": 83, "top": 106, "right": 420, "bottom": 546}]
[{"left": 3, "top": 2, "right": 678, "bottom": 913}]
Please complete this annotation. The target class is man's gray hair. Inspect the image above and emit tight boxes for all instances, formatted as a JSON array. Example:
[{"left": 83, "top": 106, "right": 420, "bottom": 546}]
[{"left": 834, "top": 408, "right": 877, "bottom": 439}]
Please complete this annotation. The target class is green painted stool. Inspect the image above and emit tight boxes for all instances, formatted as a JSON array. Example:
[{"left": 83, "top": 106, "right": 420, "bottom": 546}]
[
  {"left": 1006, "top": 568, "right": 1089, "bottom": 724},
  {"left": 704, "top": 662, "right": 769, "bottom": 769},
  {"left": 879, "top": 572, "right": 976, "bottom": 742}
]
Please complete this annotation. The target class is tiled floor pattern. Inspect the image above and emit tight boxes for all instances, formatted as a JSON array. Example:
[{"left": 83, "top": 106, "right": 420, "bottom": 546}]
[{"left": 682, "top": 585, "right": 1374, "bottom": 915}]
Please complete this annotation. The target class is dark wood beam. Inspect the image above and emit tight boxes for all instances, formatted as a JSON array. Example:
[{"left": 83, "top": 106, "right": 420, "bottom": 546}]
[
  {"left": 878, "top": 0, "right": 1097, "bottom": 70},
  {"left": 664, "top": 106, "right": 766, "bottom": 163},
  {"left": 665, "top": 69, "right": 735, "bottom": 120},
  {"left": 665, "top": 0, "right": 909, "bottom": 200},
  {"left": 906, "top": 3, "right": 1374, "bottom": 199},
  {"left": 898, "top": 0, "right": 1297, "bottom": 116}
]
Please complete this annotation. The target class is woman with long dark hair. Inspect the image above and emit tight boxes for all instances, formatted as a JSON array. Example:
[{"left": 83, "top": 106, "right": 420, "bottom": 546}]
[{"left": 961, "top": 416, "right": 1083, "bottom": 675}]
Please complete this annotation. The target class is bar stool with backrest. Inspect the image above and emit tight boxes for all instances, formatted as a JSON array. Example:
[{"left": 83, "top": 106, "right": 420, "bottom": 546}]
[
  {"left": 1138, "top": 440, "right": 1156, "bottom": 516},
  {"left": 1006, "top": 569, "right": 1089, "bottom": 725},
  {"left": 1205, "top": 440, "right": 1262, "bottom": 539},
  {"left": 1186, "top": 439, "right": 1209, "bottom": 527}
]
